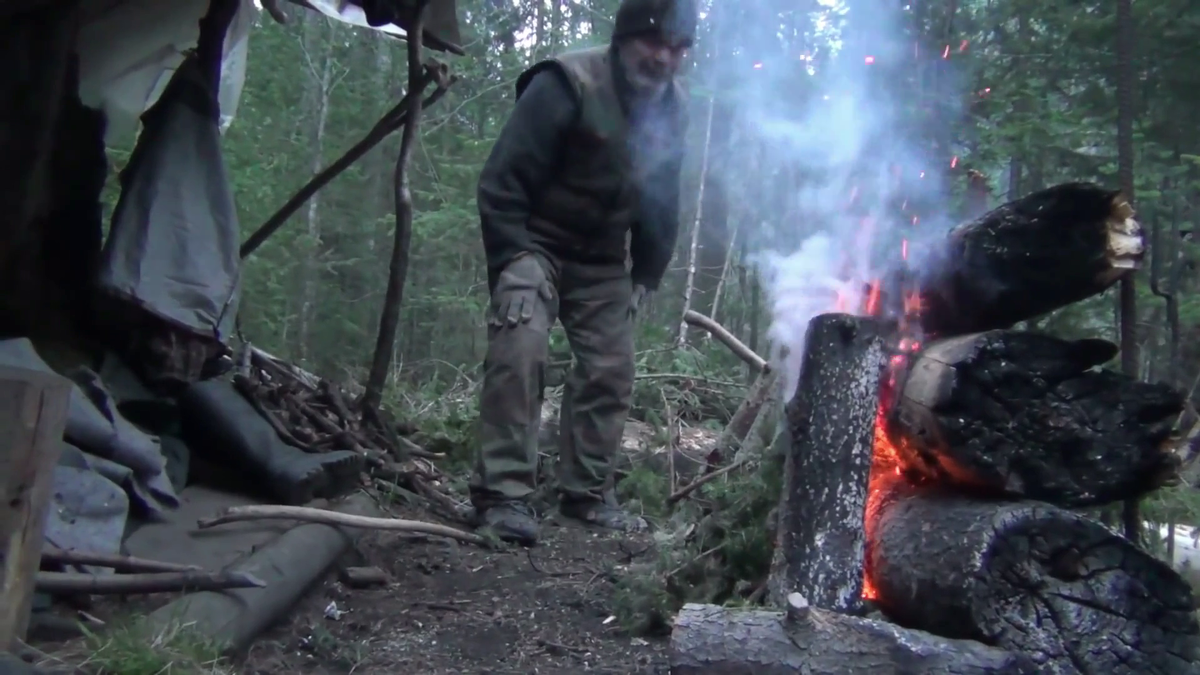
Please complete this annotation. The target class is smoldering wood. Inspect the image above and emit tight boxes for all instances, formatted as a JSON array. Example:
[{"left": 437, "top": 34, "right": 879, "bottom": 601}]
[
  {"left": 916, "top": 182, "right": 1143, "bottom": 337},
  {"left": 865, "top": 477, "right": 1200, "bottom": 675},
  {"left": 669, "top": 596, "right": 1038, "bottom": 675},
  {"left": 767, "top": 313, "right": 885, "bottom": 613},
  {"left": 887, "top": 330, "right": 1183, "bottom": 507}
]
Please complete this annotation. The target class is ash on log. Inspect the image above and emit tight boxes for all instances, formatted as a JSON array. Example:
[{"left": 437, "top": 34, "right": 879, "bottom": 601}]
[
  {"left": 916, "top": 182, "right": 1143, "bottom": 337},
  {"left": 887, "top": 330, "right": 1183, "bottom": 507},
  {"left": 865, "top": 477, "right": 1200, "bottom": 675},
  {"left": 669, "top": 593, "right": 1038, "bottom": 675},
  {"left": 767, "top": 313, "right": 885, "bottom": 613}
]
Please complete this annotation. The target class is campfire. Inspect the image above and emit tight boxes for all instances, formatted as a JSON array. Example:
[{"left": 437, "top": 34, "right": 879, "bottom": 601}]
[{"left": 669, "top": 182, "right": 1200, "bottom": 675}]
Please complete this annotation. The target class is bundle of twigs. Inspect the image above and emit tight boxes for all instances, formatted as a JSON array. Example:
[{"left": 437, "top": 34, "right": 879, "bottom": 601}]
[{"left": 232, "top": 346, "right": 471, "bottom": 523}]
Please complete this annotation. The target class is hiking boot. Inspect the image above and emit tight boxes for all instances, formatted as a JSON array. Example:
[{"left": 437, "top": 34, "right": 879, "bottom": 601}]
[
  {"left": 475, "top": 500, "right": 540, "bottom": 546},
  {"left": 559, "top": 498, "right": 648, "bottom": 533}
]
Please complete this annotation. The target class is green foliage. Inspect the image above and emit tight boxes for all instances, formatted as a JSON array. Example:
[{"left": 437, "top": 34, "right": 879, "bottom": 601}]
[
  {"left": 76, "top": 619, "right": 231, "bottom": 675},
  {"left": 611, "top": 448, "right": 782, "bottom": 635}
]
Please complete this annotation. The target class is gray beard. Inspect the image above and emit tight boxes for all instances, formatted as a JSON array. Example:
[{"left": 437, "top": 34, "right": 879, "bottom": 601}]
[{"left": 625, "top": 71, "right": 669, "bottom": 101}]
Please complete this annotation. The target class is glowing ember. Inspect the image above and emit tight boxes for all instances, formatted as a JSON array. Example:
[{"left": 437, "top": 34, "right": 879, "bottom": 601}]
[
  {"left": 853, "top": 247, "right": 926, "bottom": 602},
  {"left": 862, "top": 411, "right": 902, "bottom": 601},
  {"left": 865, "top": 55, "right": 876, "bottom": 64}
]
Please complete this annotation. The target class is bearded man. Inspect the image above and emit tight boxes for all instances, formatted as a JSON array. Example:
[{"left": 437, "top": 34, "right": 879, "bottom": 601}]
[{"left": 469, "top": 0, "right": 697, "bottom": 545}]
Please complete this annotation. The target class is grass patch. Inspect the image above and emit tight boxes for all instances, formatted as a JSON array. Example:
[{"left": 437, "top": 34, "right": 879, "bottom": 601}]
[{"left": 60, "top": 618, "right": 232, "bottom": 675}]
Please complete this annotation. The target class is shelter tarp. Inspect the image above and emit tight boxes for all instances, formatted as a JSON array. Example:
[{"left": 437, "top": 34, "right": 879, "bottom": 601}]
[
  {"left": 97, "top": 53, "right": 242, "bottom": 343},
  {"left": 75, "top": 0, "right": 463, "bottom": 145}
]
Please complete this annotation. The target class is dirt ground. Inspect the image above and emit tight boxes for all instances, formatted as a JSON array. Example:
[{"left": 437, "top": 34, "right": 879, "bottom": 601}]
[{"left": 241, "top": 516, "right": 668, "bottom": 675}]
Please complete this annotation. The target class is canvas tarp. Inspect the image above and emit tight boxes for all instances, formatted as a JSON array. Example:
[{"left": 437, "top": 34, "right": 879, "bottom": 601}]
[
  {"left": 97, "top": 53, "right": 243, "bottom": 342},
  {"left": 76, "top": 0, "right": 463, "bottom": 146}
]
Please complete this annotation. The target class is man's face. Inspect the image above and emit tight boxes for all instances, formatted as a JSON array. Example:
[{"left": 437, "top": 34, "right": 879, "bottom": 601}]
[{"left": 618, "top": 34, "right": 689, "bottom": 97}]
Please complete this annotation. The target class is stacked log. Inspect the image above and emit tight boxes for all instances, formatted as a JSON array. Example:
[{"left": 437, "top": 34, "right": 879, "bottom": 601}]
[{"left": 669, "top": 183, "right": 1200, "bottom": 674}]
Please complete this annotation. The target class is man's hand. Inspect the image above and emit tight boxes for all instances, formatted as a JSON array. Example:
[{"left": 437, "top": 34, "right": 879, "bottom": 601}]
[
  {"left": 629, "top": 284, "right": 651, "bottom": 318},
  {"left": 491, "top": 254, "right": 553, "bottom": 327}
]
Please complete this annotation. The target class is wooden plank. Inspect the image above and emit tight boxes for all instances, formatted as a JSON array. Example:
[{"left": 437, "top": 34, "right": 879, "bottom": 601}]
[{"left": 0, "top": 366, "right": 71, "bottom": 650}]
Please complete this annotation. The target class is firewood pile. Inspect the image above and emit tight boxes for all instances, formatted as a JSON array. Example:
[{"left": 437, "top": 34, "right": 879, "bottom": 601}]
[
  {"left": 669, "top": 183, "right": 1200, "bottom": 675},
  {"left": 231, "top": 346, "right": 471, "bottom": 522}
]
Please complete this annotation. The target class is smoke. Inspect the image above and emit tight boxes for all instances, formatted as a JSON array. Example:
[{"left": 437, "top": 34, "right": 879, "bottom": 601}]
[{"left": 695, "top": 0, "right": 962, "bottom": 399}]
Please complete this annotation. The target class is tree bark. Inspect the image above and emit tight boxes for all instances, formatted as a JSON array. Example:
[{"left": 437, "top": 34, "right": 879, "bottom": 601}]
[
  {"left": 768, "top": 313, "right": 885, "bottom": 613},
  {"left": 865, "top": 476, "right": 1200, "bottom": 675},
  {"left": 886, "top": 330, "right": 1182, "bottom": 507},
  {"left": 669, "top": 598, "right": 1037, "bottom": 675}
]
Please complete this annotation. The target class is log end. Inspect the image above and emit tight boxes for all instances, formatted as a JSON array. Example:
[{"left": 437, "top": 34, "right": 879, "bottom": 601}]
[
  {"left": 1101, "top": 193, "right": 1144, "bottom": 282},
  {"left": 868, "top": 483, "right": 1200, "bottom": 674}
]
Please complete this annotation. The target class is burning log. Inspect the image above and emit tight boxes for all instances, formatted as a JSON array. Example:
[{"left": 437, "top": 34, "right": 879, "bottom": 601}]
[
  {"left": 887, "top": 330, "right": 1182, "bottom": 507},
  {"left": 767, "top": 313, "right": 885, "bottom": 613},
  {"left": 916, "top": 182, "right": 1143, "bottom": 337},
  {"left": 865, "top": 477, "right": 1200, "bottom": 675},
  {"left": 669, "top": 594, "right": 1038, "bottom": 675}
]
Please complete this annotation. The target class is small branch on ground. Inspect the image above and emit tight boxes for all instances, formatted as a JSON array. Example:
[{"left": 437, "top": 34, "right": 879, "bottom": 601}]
[
  {"left": 42, "top": 547, "right": 202, "bottom": 574},
  {"left": 36, "top": 570, "right": 265, "bottom": 595},
  {"left": 196, "top": 504, "right": 492, "bottom": 548},
  {"left": 682, "top": 310, "right": 768, "bottom": 372},
  {"left": 667, "top": 459, "right": 747, "bottom": 505}
]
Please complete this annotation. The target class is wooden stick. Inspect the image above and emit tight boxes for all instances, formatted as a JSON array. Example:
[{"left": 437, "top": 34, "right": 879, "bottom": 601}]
[
  {"left": 667, "top": 459, "right": 747, "bottom": 505},
  {"left": 239, "top": 62, "right": 450, "bottom": 259},
  {"left": 36, "top": 570, "right": 265, "bottom": 595},
  {"left": 362, "top": 1, "right": 440, "bottom": 412},
  {"left": 682, "top": 310, "right": 768, "bottom": 372},
  {"left": 196, "top": 504, "right": 491, "bottom": 547},
  {"left": 41, "top": 547, "right": 202, "bottom": 574},
  {"left": 0, "top": 367, "right": 72, "bottom": 650}
]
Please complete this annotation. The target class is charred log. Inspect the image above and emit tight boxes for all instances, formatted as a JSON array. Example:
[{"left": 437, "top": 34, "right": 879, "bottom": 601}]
[
  {"left": 669, "top": 595, "right": 1038, "bottom": 675},
  {"left": 767, "top": 313, "right": 885, "bottom": 613},
  {"left": 887, "top": 330, "right": 1182, "bottom": 507},
  {"left": 865, "top": 477, "right": 1200, "bottom": 675},
  {"left": 916, "top": 182, "right": 1143, "bottom": 337}
]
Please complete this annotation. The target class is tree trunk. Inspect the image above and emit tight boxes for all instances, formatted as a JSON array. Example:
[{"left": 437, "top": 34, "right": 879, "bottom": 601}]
[
  {"left": 362, "top": 3, "right": 432, "bottom": 412},
  {"left": 709, "top": 221, "right": 738, "bottom": 325},
  {"left": 297, "top": 17, "right": 336, "bottom": 363},
  {"left": 866, "top": 476, "right": 1200, "bottom": 675},
  {"left": 768, "top": 313, "right": 885, "bottom": 613},
  {"left": 1115, "top": 0, "right": 1141, "bottom": 545},
  {"left": 678, "top": 95, "right": 715, "bottom": 346}
]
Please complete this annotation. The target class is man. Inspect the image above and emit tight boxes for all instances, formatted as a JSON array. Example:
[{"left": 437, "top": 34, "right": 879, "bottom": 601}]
[{"left": 469, "top": 0, "right": 696, "bottom": 545}]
